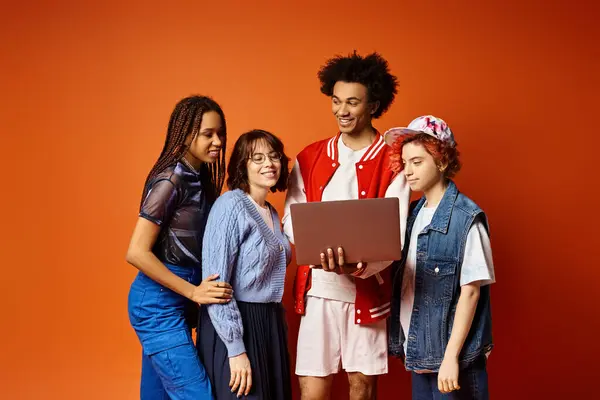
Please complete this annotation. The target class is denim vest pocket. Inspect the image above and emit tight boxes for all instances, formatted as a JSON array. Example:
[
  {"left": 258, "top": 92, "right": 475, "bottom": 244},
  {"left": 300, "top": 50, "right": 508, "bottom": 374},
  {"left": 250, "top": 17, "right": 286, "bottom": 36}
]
[{"left": 423, "top": 261, "right": 457, "bottom": 305}]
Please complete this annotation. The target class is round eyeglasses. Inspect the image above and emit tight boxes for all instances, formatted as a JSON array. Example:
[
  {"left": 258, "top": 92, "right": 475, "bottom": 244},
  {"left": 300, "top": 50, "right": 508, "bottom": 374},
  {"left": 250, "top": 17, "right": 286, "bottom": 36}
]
[{"left": 249, "top": 152, "right": 282, "bottom": 164}]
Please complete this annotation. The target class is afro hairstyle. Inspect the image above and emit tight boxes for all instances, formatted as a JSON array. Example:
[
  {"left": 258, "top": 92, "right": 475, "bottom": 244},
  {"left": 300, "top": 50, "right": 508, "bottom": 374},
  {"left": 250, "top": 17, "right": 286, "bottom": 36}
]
[{"left": 317, "top": 51, "right": 398, "bottom": 119}]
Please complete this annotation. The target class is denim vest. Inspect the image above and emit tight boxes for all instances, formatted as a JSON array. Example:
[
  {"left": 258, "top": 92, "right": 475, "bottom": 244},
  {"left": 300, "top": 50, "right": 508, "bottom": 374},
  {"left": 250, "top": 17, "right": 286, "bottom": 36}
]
[{"left": 389, "top": 181, "right": 493, "bottom": 371}]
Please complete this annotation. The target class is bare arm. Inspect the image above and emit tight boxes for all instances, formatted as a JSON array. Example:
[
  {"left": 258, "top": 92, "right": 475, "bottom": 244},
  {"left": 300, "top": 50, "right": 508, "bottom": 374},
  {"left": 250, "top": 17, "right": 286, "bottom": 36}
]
[
  {"left": 446, "top": 283, "right": 480, "bottom": 357},
  {"left": 126, "top": 217, "right": 231, "bottom": 304},
  {"left": 438, "top": 282, "right": 481, "bottom": 393}
]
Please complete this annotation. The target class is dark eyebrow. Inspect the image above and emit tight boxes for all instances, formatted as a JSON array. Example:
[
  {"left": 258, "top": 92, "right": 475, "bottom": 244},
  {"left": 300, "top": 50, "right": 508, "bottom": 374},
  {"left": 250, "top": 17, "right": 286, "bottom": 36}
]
[
  {"left": 332, "top": 95, "right": 362, "bottom": 102},
  {"left": 403, "top": 156, "right": 424, "bottom": 162}
]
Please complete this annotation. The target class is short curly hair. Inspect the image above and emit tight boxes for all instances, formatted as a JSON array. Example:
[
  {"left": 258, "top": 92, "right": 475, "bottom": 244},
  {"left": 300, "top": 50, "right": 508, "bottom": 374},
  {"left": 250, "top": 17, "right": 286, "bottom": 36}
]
[
  {"left": 390, "top": 133, "right": 462, "bottom": 178},
  {"left": 226, "top": 129, "right": 290, "bottom": 193},
  {"left": 318, "top": 51, "right": 398, "bottom": 119}
]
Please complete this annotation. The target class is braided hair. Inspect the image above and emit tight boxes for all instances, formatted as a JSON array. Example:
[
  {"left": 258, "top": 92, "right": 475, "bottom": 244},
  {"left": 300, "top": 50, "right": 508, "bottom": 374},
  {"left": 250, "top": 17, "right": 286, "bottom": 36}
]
[{"left": 140, "top": 95, "right": 227, "bottom": 207}]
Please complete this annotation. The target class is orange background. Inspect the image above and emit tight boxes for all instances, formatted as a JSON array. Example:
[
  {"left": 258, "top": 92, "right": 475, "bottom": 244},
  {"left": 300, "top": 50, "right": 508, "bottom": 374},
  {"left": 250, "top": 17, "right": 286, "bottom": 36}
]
[{"left": 1, "top": 1, "right": 599, "bottom": 399}]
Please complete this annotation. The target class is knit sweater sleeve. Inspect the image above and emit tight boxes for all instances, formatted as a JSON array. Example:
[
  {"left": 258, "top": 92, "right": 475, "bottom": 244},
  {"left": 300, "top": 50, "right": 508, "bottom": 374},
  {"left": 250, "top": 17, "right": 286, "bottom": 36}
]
[{"left": 202, "top": 191, "right": 247, "bottom": 357}]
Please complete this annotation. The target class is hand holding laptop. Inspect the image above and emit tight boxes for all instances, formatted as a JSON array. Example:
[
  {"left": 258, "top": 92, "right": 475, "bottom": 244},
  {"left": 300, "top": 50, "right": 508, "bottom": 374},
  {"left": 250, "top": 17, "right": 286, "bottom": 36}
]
[
  {"left": 290, "top": 197, "right": 402, "bottom": 270},
  {"left": 310, "top": 246, "right": 365, "bottom": 276},
  {"left": 309, "top": 247, "right": 367, "bottom": 275}
]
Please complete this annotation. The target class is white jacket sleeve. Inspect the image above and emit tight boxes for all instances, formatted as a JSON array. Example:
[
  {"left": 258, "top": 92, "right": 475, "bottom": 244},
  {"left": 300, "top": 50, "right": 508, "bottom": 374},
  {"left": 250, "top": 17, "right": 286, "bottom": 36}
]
[
  {"left": 282, "top": 158, "right": 306, "bottom": 245},
  {"left": 356, "top": 171, "right": 411, "bottom": 279}
]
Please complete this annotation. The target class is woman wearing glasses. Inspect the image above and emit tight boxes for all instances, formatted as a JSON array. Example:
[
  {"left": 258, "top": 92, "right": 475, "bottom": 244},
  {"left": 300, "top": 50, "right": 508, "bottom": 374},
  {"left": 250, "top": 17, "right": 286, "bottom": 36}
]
[{"left": 196, "top": 129, "right": 292, "bottom": 399}]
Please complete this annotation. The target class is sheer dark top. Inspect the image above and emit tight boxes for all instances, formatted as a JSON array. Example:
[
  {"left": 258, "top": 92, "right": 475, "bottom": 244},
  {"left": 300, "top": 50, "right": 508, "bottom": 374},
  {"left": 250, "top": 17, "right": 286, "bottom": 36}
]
[{"left": 139, "top": 162, "right": 212, "bottom": 268}]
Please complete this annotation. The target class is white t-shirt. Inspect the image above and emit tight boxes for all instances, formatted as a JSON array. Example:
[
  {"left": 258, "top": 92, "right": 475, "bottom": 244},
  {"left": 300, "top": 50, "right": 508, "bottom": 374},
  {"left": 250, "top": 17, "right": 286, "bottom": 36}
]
[
  {"left": 400, "top": 203, "right": 495, "bottom": 354},
  {"left": 308, "top": 139, "right": 370, "bottom": 302},
  {"left": 247, "top": 194, "right": 274, "bottom": 231},
  {"left": 283, "top": 136, "right": 411, "bottom": 303}
]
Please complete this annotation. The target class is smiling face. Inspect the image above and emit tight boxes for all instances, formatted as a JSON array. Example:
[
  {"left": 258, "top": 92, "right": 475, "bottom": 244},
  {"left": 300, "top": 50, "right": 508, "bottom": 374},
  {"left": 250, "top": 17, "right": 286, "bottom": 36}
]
[
  {"left": 186, "top": 111, "right": 224, "bottom": 164},
  {"left": 246, "top": 139, "right": 282, "bottom": 192},
  {"left": 331, "top": 81, "right": 377, "bottom": 135}
]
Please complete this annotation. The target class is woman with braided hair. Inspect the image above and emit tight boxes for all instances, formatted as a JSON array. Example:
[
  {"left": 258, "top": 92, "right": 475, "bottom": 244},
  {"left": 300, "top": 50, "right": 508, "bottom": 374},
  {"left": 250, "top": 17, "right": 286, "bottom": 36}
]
[{"left": 126, "top": 95, "right": 232, "bottom": 399}]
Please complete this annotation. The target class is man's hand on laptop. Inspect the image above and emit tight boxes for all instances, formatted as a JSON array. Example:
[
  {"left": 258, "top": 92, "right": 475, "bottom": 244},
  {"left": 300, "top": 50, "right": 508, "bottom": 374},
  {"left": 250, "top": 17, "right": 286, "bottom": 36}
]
[{"left": 309, "top": 247, "right": 367, "bottom": 276}]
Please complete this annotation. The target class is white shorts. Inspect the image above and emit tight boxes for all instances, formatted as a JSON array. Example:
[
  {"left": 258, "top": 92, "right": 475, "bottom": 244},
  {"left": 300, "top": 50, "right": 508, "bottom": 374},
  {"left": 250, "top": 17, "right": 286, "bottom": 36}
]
[{"left": 295, "top": 296, "right": 388, "bottom": 377}]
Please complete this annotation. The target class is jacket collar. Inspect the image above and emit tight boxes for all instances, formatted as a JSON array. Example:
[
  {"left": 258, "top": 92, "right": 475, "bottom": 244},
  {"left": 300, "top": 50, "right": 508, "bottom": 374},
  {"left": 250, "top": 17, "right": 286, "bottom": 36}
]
[
  {"left": 326, "top": 132, "right": 386, "bottom": 163},
  {"left": 412, "top": 180, "right": 459, "bottom": 235}
]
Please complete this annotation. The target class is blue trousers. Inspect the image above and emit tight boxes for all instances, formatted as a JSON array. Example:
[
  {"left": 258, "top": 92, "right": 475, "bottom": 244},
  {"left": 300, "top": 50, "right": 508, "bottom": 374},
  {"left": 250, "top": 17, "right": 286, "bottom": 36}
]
[
  {"left": 128, "top": 264, "right": 212, "bottom": 400},
  {"left": 411, "top": 357, "right": 489, "bottom": 400}
]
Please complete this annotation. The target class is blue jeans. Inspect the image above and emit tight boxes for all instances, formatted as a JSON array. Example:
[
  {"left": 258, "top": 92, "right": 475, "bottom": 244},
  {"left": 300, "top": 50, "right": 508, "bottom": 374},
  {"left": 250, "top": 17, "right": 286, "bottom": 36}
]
[
  {"left": 411, "top": 357, "right": 489, "bottom": 400},
  {"left": 128, "top": 264, "right": 212, "bottom": 400}
]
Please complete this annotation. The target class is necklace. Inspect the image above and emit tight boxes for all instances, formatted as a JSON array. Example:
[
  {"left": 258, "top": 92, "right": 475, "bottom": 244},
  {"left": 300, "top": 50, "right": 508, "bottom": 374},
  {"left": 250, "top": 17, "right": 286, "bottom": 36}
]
[{"left": 180, "top": 157, "right": 200, "bottom": 173}]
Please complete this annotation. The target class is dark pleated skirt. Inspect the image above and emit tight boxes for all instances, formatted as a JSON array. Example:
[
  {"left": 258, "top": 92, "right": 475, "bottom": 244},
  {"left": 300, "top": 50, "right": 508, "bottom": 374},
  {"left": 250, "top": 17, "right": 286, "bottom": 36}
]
[{"left": 196, "top": 301, "right": 292, "bottom": 400}]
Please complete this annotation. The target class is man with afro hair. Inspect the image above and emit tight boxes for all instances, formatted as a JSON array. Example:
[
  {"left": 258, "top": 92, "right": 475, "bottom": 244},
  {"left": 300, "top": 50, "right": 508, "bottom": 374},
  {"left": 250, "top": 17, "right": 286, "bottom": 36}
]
[{"left": 283, "top": 52, "right": 410, "bottom": 399}]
